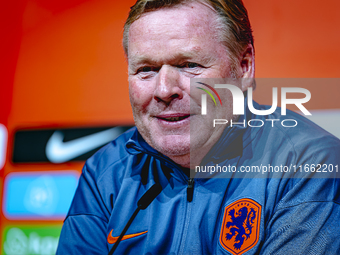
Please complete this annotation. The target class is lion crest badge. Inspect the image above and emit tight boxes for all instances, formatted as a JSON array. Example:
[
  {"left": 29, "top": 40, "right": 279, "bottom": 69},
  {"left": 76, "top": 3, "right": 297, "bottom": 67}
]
[{"left": 220, "top": 198, "right": 261, "bottom": 255}]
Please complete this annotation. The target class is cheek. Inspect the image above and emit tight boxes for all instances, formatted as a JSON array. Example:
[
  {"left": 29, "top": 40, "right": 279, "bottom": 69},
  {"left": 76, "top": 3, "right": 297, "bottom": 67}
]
[
  {"left": 129, "top": 81, "right": 154, "bottom": 112},
  {"left": 215, "top": 90, "right": 235, "bottom": 119}
]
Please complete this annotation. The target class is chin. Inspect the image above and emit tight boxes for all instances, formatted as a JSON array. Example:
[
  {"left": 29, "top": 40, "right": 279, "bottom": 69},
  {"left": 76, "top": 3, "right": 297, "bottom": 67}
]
[{"left": 152, "top": 135, "right": 190, "bottom": 158}]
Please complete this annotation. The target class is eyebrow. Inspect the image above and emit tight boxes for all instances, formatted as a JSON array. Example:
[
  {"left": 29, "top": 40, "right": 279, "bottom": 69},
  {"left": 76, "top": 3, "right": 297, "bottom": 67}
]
[{"left": 128, "top": 49, "right": 216, "bottom": 70}]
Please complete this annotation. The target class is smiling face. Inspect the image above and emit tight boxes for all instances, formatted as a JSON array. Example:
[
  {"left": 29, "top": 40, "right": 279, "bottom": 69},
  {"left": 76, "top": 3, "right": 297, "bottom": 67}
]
[{"left": 128, "top": 2, "right": 253, "bottom": 168}]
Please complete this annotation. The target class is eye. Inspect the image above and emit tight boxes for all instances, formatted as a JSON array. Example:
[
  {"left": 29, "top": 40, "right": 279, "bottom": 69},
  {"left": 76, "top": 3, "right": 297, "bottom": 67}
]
[
  {"left": 179, "top": 62, "right": 202, "bottom": 69},
  {"left": 136, "top": 66, "right": 161, "bottom": 76},
  {"left": 182, "top": 62, "right": 200, "bottom": 69},
  {"left": 137, "top": 66, "right": 153, "bottom": 73},
  {"left": 178, "top": 62, "right": 204, "bottom": 75}
]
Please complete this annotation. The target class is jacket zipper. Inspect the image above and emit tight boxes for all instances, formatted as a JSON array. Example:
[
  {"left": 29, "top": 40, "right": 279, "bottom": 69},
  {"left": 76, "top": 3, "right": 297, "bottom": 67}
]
[
  {"left": 178, "top": 178, "right": 195, "bottom": 254},
  {"left": 129, "top": 143, "right": 196, "bottom": 254},
  {"left": 187, "top": 178, "right": 194, "bottom": 202}
]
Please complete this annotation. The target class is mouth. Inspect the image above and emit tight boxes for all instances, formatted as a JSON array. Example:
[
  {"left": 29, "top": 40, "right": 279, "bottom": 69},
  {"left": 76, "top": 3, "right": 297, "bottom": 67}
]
[{"left": 156, "top": 114, "right": 191, "bottom": 122}]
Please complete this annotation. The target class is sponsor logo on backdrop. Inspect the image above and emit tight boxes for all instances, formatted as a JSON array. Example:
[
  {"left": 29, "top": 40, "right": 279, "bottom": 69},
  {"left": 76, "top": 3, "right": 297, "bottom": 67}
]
[
  {"left": 46, "top": 127, "right": 127, "bottom": 163},
  {"left": 0, "top": 124, "right": 8, "bottom": 169},
  {"left": 2, "top": 226, "right": 61, "bottom": 255},
  {"left": 3, "top": 171, "right": 79, "bottom": 219},
  {"left": 12, "top": 126, "right": 133, "bottom": 163}
]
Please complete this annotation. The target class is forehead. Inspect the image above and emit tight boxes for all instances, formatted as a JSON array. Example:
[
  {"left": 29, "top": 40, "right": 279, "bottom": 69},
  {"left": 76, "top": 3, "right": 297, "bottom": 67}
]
[
  {"left": 128, "top": 2, "right": 220, "bottom": 59},
  {"left": 130, "top": 2, "right": 217, "bottom": 36}
]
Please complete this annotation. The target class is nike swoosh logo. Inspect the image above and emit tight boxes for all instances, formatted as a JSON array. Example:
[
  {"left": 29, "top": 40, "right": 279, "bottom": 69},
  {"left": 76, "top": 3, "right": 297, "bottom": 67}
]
[
  {"left": 45, "top": 127, "right": 124, "bottom": 163},
  {"left": 107, "top": 230, "right": 148, "bottom": 244}
]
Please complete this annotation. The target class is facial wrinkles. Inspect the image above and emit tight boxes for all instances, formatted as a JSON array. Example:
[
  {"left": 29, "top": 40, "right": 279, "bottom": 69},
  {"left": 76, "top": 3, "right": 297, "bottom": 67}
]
[
  {"left": 145, "top": 96, "right": 201, "bottom": 118},
  {"left": 130, "top": 82, "right": 189, "bottom": 117},
  {"left": 129, "top": 49, "right": 218, "bottom": 76}
]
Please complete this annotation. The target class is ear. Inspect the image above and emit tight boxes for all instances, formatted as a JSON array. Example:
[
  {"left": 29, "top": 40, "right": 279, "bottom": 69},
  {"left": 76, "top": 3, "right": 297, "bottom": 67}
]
[{"left": 239, "top": 44, "right": 255, "bottom": 91}]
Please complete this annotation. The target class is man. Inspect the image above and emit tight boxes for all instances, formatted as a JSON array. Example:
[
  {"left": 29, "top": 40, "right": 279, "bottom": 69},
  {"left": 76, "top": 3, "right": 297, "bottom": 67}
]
[{"left": 57, "top": 0, "right": 340, "bottom": 254}]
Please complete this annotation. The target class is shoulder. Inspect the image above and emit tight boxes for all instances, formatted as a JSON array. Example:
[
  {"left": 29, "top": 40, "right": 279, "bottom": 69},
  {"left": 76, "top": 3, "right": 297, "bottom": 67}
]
[
  {"left": 255, "top": 104, "right": 340, "bottom": 157},
  {"left": 84, "top": 127, "right": 138, "bottom": 181},
  {"left": 65, "top": 127, "right": 140, "bottom": 219},
  {"left": 251, "top": 104, "right": 340, "bottom": 179},
  {"left": 283, "top": 109, "right": 339, "bottom": 156}
]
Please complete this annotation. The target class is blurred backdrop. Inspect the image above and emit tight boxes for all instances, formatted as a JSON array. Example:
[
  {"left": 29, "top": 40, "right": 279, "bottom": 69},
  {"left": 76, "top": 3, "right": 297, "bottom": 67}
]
[{"left": 0, "top": 0, "right": 339, "bottom": 254}]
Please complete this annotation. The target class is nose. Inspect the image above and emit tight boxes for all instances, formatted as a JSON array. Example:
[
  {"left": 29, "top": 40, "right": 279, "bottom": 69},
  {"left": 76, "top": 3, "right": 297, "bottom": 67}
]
[{"left": 154, "top": 65, "right": 183, "bottom": 104}]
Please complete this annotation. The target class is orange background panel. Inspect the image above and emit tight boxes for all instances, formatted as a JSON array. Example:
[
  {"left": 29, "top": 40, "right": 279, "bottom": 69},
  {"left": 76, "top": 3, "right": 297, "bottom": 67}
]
[
  {"left": 1, "top": 0, "right": 339, "bottom": 252},
  {"left": 9, "top": 0, "right": 340, "bottom": 132},
  {"left": 10, "top": 0, "right": 136, "bottom": 128},
  {"left": 8, "top": 0, "right": 340, "bottom": 133},
  {"left": 246, "top": 0, "right": 340, "bottom": 78}
]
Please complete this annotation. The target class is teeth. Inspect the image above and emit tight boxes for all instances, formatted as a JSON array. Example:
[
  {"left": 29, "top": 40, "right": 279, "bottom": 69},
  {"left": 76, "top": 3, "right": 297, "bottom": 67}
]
[{"left": 164, "top": 116, "right": 187, "bottom": 122}]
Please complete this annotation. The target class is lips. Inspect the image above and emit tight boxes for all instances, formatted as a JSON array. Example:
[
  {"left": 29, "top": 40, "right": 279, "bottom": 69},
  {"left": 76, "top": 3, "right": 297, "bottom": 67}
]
[{"left": 156, "top": 114, "right": 190, "bottom": 122}]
